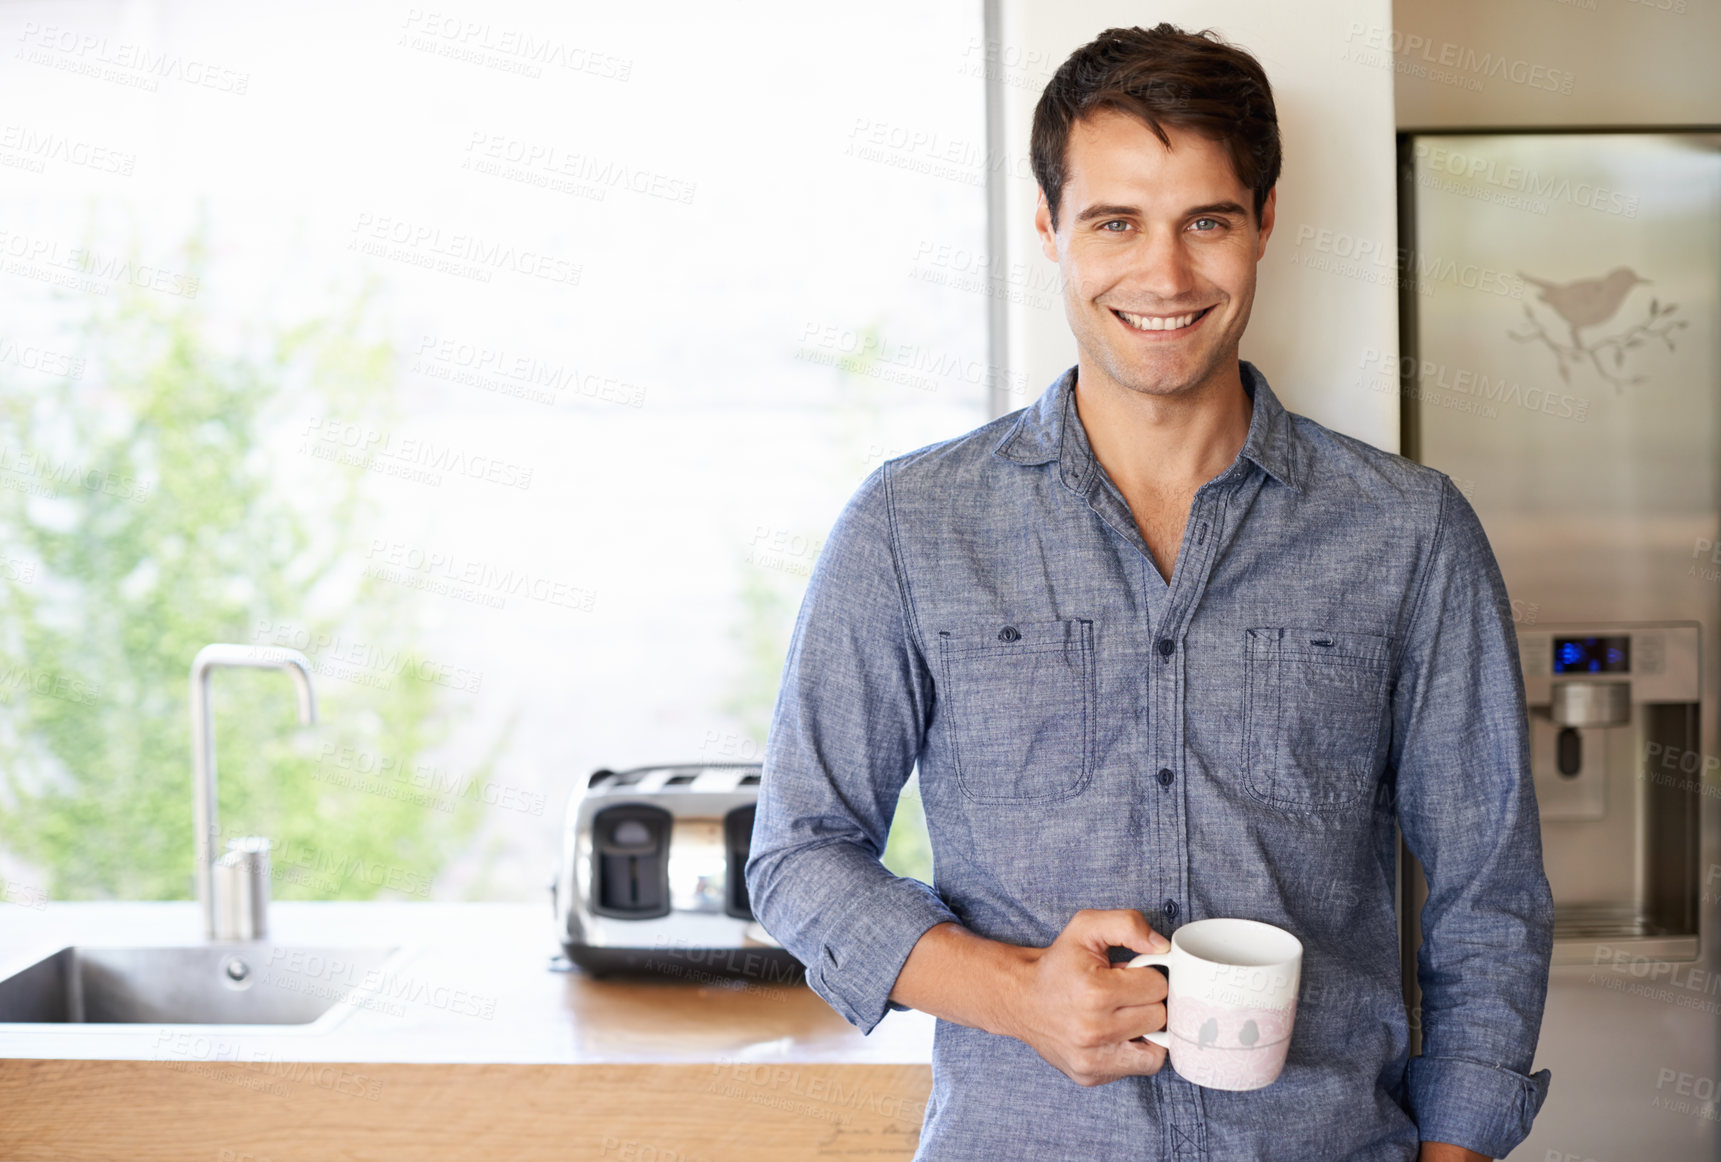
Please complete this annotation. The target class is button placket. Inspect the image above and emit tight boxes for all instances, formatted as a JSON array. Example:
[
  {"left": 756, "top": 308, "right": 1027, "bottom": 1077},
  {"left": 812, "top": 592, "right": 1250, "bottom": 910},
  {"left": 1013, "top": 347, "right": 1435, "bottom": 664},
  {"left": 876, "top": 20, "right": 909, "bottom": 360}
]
[{"left": 1144, "top": 488, "right": 1230, "bottom": 1161}]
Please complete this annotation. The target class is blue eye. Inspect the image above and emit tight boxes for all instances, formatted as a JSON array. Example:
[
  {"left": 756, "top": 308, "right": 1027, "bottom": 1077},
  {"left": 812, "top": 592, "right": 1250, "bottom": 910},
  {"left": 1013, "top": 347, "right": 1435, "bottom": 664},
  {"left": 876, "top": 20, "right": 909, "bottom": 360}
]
[
  {"left": 1100, "top": 220, "right": 1130, "bottom": 232},
  {"left": 1191, "top": 217, "right": 1220, "bottom": 231}
]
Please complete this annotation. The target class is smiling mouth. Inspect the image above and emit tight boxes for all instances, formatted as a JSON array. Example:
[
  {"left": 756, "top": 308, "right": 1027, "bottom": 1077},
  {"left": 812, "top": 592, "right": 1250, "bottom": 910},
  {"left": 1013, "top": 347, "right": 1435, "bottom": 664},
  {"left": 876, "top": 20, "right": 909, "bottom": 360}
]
[{"left": 1112, "top": 306, "right": 1213, "bottom": 334}]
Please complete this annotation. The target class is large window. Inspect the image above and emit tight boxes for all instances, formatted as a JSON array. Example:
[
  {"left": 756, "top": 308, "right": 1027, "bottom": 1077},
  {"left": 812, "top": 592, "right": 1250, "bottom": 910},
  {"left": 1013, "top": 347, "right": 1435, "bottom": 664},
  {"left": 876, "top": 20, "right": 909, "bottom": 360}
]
[{"left": 0, "top": 1, "right": 991, "bottom": 902}]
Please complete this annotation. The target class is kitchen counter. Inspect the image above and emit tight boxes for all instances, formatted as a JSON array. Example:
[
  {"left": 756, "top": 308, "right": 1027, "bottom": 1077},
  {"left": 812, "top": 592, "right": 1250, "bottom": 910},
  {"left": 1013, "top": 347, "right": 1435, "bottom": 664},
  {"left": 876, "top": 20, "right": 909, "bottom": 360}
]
[{"left": 0, "top": 902, "right": 935, "bottom": 1161}]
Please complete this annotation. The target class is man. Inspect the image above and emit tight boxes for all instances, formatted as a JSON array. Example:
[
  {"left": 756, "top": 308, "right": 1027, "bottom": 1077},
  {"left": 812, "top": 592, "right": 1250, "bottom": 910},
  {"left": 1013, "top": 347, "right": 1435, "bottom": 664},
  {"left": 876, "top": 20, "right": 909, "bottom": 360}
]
[{"left": 746, "top": 23, "right": 1553, "bottom": 1162}]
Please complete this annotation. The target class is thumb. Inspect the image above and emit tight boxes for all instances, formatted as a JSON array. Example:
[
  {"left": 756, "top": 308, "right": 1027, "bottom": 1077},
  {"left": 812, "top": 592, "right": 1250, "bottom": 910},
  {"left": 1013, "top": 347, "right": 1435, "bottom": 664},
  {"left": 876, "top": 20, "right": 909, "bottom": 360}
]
[{"left": 1069, "top": 908, "right": 1171, "bottom": 957}]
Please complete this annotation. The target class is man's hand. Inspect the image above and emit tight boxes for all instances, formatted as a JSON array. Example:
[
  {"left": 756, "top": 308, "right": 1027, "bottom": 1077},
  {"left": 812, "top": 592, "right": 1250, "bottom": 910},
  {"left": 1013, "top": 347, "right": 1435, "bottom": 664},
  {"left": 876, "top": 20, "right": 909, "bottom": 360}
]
[
  {"left": 1419, "top": 1143, "right": 1490, "bottom": 1161},
  {"left": 890, "top": 909, "right": 1171, "bottom": 1088},
  {"left": 1008, "top": 908, "right": 1172, "bottom": 1086}
]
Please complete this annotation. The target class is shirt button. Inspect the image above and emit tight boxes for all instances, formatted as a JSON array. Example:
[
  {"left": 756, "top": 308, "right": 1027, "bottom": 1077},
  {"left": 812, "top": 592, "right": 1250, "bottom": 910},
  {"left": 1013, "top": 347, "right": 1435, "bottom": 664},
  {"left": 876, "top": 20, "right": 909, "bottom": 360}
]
[
  {"left": 998, "top": 626, "right": 1020, "bottom": 643},
  {"left": 1163, "top": 899, "right": 1179, "bottom": 921},
  {"left": 1156, "top": 767, "right": 1174, "bottom": 788},
  {"left": 1157, "top": 638, "right": 1175, "bottom": 657}
]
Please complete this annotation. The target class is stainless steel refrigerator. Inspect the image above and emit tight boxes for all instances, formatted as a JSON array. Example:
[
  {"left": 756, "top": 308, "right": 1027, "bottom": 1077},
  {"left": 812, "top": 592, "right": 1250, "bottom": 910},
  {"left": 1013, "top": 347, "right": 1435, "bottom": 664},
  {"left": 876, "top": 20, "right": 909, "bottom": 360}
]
[{"left": 1398, "top": 131, "right": 1721, "bottom": 1161}]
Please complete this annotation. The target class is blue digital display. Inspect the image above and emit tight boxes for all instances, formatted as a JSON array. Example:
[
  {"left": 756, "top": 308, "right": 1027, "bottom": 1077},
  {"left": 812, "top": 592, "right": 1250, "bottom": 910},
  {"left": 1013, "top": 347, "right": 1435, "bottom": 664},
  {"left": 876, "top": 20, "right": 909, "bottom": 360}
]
[{"left": 1552, "top": 635, "right": 1630, "bottom": 674}]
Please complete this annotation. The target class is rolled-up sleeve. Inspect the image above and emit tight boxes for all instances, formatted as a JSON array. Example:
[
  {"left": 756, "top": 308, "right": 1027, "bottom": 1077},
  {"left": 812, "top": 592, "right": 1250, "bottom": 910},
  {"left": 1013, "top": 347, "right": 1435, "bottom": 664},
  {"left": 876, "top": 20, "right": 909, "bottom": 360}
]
[
  {"left": 1390, "top": 475, "right": 1555, "bottom": 1157},
  {"left": 745, "top": 463, "right": 959, "bottom": 1033}
]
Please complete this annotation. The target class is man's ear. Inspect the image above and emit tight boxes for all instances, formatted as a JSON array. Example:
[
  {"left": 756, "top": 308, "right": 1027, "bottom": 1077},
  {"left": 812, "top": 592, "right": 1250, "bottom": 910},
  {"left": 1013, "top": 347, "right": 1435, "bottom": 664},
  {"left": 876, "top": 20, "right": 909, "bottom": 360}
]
[
  {"left": 1034, "top": 189, "right": 1060, "bottom": 263},
  {"left": 1255, "top": 187, "right": 1277, "bottom": 259}
]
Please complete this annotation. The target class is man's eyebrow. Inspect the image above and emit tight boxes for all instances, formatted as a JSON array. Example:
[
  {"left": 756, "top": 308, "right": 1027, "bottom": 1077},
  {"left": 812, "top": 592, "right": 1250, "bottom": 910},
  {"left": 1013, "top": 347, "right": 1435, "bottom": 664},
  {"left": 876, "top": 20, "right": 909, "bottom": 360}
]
[
  {"left": 1074, "top": 203, "right": 1141, "bottom": 223},
  {"left": 1184, "top": 201, "right": 1249, "bottom": 219},
  {"left": 1073, "top": 200, "right": 1249, "bottom": 223}
]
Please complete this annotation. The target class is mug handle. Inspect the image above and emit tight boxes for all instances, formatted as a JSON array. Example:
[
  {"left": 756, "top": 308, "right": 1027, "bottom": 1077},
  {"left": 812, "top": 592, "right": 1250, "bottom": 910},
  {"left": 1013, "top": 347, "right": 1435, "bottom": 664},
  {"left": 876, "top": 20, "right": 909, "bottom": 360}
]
[{"left": 1126, "top": 952, "right": 1172, "bottom": 1050}]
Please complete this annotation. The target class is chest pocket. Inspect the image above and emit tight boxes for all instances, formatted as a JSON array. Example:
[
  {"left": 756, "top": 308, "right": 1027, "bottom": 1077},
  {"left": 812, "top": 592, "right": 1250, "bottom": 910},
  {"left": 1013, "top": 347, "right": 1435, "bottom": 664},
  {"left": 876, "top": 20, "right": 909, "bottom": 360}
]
[
  {"left": 937, "top": 618, "right": 1095, "bottom": 804},
  {"left": 1242, "top": 626, "right": 1391, "bottom": 811}
]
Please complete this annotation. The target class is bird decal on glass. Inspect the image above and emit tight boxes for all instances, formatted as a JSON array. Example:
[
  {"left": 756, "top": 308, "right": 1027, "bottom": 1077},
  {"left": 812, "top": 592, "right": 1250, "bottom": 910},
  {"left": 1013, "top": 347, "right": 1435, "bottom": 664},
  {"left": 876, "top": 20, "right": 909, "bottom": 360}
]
[
  {"left": 1510, "top": 266, "right": 1684, "bottom": 392},
  {"left": 1198, "top": 1017, "right": 1219, "bottom": 1050},
  {"left": 1523, "top": 268, "right": 1646, "bottom": 345},
  {"left": 1239, "top": 1019, "right": 1260, "bottom": 1048}
]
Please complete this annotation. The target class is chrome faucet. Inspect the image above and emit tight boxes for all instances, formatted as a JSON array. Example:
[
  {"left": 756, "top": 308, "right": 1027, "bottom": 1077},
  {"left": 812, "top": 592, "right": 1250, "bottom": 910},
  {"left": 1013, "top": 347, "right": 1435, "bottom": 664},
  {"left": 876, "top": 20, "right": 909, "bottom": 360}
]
[{"left": 190, "top": 644, "right": 318, "bottom": 940}]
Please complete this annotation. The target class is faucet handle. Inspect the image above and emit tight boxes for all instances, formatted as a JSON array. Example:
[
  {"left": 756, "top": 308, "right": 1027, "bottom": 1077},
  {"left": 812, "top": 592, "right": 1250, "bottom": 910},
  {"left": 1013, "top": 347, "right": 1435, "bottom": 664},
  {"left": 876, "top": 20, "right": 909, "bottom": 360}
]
[{"left": 213, "top": 836, "right": 271, "bottom": 942}]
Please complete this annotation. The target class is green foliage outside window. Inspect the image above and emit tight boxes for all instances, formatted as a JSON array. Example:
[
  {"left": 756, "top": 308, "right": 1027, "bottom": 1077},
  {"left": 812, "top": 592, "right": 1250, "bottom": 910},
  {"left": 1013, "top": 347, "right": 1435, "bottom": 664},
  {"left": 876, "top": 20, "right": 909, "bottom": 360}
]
[{"left": 0, "top": 228, "right": 496, "bottom": 901}]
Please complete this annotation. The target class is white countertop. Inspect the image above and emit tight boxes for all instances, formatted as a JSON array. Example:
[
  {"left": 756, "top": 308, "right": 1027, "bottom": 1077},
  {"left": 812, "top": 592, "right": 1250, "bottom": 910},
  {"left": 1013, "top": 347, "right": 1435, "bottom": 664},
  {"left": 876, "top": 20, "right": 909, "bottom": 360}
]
[{"left": 0, "top": 901, "right": 935, "bottom": 1066}]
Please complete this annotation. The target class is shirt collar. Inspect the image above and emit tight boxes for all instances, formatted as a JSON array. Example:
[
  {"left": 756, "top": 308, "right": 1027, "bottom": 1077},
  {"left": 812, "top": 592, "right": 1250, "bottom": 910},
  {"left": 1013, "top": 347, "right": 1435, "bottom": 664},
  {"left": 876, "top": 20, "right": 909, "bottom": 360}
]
[{"left": 991, "top": 360, "right": 1306, "bottom": 494}]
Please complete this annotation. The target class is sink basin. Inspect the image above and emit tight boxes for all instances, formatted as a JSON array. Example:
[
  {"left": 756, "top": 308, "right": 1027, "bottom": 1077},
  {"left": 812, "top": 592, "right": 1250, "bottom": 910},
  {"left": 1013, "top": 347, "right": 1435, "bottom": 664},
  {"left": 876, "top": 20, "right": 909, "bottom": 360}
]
[{"left": 0, "top": 944, "right": 401, "bottom": 1025}]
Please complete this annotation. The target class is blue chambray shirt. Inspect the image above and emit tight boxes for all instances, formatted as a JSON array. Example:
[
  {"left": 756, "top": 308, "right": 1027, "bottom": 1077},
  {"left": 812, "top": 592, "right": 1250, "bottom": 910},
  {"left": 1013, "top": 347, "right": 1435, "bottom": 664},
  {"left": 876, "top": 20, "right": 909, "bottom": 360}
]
[{"left": 747, "top": 362, "right": 1554, "bottom": 1161}]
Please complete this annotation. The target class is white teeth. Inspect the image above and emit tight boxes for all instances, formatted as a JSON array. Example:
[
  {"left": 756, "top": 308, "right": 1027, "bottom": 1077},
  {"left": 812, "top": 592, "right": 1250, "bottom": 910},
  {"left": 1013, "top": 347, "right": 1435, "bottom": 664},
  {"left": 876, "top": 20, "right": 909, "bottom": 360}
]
[{"left": 1119, "top": 309, "right": 1200, "bottom": 332}]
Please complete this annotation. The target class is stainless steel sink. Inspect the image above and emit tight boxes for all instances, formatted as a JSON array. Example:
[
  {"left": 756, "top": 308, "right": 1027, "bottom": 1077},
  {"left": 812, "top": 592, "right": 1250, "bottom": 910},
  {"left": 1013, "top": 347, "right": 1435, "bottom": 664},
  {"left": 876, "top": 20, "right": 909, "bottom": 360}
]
[{"left": 0, "top": 944, "right": 401, "bottom": 1025}]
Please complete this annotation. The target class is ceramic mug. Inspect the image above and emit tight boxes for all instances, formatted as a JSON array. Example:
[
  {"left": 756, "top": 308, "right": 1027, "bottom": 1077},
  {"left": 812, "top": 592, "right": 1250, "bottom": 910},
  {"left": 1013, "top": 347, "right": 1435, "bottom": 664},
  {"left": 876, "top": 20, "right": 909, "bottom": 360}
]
[{"left": 1127, "top": 917, "right": 1303, "bottom": 1091}]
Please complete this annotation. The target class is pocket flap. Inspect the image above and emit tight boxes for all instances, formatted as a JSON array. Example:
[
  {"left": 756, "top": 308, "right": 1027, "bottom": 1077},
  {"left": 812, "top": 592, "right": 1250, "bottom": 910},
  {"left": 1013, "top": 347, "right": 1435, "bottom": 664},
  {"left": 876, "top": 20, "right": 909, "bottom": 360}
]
[
  {"left": 940, "top": 618, "right": 1090, "bottom": 659},
  {"left": 1249, "top": 626, "right": 1391, "bottom": 667}
]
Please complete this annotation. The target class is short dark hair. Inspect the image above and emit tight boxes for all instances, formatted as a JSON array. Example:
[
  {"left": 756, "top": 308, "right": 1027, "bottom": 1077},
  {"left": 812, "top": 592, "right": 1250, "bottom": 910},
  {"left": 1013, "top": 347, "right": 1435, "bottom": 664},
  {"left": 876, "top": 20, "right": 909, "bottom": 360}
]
[{"left": 1031, "top": 24, "right": 1281, "bottom": 229}]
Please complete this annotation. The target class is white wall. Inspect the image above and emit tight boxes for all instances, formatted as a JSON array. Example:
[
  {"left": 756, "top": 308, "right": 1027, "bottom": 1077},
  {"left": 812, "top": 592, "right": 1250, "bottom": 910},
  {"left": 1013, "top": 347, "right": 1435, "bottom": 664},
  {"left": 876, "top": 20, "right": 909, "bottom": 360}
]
[{"left": 991, "top": 0, "right": 1400, "bottom": 451}]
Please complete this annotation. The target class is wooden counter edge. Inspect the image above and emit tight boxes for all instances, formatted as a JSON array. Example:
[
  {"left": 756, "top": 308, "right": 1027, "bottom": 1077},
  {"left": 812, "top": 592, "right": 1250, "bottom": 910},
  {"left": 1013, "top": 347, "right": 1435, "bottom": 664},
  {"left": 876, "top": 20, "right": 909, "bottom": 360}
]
[{"left": 0, "top": 1058, "right": 933, "bottom": 1162}]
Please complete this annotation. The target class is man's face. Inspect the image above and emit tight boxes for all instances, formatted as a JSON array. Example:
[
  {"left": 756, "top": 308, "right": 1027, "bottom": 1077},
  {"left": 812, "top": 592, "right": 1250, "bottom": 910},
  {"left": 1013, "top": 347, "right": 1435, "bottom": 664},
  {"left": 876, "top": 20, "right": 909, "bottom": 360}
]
[{"left": 1035, "top": 110, "right": 1276, "bottom": 401}]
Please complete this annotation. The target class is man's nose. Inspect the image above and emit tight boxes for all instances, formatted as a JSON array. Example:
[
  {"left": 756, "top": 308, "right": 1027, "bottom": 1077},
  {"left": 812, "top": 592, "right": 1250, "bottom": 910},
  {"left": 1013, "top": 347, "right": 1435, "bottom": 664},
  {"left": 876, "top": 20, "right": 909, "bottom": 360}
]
[{"left": 1133, "top": 226, "right": 1198, "bottom": 301}]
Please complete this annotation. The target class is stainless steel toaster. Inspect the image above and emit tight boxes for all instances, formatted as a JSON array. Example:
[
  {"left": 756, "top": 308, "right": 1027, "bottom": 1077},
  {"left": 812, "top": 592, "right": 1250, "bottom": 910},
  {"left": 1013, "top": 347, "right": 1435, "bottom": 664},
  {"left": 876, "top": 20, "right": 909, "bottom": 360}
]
[{"left": 551, "top": 762, "right": 802, "bottom": 980}]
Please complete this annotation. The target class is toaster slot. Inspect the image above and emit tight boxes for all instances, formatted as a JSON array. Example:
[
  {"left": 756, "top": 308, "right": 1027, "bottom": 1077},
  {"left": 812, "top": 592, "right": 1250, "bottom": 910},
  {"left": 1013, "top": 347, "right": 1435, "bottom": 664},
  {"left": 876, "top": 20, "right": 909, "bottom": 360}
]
[
  {"left": 724, "top": 804, "right": 757, "bottom": 920},
  {"left": 591, "top": 804, "right": 673, "bottom": 919}
]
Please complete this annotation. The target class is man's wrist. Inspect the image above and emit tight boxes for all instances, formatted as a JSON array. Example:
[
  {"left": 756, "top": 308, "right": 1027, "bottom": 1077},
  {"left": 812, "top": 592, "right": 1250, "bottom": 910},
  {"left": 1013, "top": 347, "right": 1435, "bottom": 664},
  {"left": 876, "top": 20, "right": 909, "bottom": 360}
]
[
  {"left": 954, "top": 927, "right": 1039, "bottom": 1040},
  {"left": 891, "top": 922, "right": 1039, "bottom": 1039},
  {"left": 1418, "top": 1141, "right": 1490, "bottom": 1162},
  {"left": 989, "top": 939, "right": 1041, "bottom": 1041}
]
